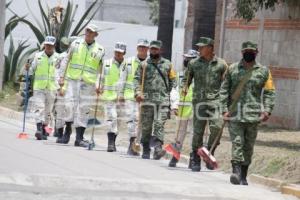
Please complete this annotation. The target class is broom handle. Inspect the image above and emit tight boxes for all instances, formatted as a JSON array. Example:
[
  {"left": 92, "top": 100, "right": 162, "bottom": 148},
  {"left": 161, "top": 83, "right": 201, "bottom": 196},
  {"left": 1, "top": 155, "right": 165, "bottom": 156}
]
[
  {"left": 136, "top": 63, "right": 146, "bottom": 142},
  {"left": 174, "top": 71, "right": 190, "bottom": 142},
  {"left": 209, "top": 120, "right": 226, "bottom": 155},
  {"left": 91, "top": 65, "right": 104, "bottom": 138}
]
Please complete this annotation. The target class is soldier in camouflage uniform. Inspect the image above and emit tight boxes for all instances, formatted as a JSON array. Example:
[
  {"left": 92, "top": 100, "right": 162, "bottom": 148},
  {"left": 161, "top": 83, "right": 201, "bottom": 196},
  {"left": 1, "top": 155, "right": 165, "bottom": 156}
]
[
  {"left": 220, "top": 41, "right": 275, "bottom": 185},
  {"left": 182, "top": 37, "right": 228, "bottom": 172},
  {"left": 134, "top": 40, "right": 177, "bottom": 160}
]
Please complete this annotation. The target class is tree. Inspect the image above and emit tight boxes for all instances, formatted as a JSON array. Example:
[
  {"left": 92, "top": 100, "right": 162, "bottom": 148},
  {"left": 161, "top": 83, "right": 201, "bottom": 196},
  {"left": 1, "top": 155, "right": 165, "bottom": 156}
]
[
  {"left": 0, "top": 0, "right": 6, "bottom": 90},
  {"left": 236, "top": 0, "right": 300, "bottom": 21},
  {"left": 157, "top": 0, "right": 175, "bottom": 60},
  {"left": 143, "top": 0, "right": 159, "bottom": 25},
  {"left": 183, "top": 0, "right": 217, "bottom": 52}
]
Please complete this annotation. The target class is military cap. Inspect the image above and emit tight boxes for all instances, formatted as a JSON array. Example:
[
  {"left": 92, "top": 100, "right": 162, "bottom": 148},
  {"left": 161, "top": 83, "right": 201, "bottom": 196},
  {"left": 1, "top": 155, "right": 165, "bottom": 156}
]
[
  {"left": 150, "top": 40, "right": 162, "bottom": 49},
  {"left": 196, "top": 37, "right": 214, "bottom": 47},
  {"left": 183, "top": 49, "right": 198, "bottom": 58},
  {"left": 241, "top": 41, "right": 258, "bottom": 51},
  {"left": 137, "top": 39, "right": 149, "bottom": 47},
  {"left": 114, "top": 42, "right": 127, "bottom": 53}
]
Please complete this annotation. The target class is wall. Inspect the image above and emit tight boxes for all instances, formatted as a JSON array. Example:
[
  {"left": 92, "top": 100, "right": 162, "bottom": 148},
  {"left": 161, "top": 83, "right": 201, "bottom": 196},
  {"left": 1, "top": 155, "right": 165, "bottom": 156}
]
[{"left": 215, "top": 0, "right": 300, "bottom": 129}]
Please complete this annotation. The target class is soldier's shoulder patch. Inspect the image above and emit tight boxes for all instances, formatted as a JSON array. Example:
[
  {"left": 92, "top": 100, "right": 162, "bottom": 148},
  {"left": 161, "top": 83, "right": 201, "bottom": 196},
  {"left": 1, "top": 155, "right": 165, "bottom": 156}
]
[{"left": 264, "top": 71, "right": 275, "bottom": 90}]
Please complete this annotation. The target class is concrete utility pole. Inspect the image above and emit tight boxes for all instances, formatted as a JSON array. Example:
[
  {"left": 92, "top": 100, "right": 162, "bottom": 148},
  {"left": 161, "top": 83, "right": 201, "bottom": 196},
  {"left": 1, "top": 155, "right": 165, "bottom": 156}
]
[{"left": 0, "top": 0, "right": 5, "bottom": 90}]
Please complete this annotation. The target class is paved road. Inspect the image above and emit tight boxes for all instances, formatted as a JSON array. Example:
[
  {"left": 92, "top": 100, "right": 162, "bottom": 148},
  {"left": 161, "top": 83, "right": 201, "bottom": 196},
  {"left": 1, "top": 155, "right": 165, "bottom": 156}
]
[{"left": 0, "top": 116, "right": 297, "bottom": 200}]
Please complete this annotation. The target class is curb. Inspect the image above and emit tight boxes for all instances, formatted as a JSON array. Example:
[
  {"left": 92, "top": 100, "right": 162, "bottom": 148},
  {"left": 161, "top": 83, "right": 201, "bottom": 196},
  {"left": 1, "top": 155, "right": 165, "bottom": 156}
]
[
  {"left": 0, "top": 106, "right": 299, "bottom": 199},
  {"left": 249, "top": 174, "right": 300, "bottom": 198}
]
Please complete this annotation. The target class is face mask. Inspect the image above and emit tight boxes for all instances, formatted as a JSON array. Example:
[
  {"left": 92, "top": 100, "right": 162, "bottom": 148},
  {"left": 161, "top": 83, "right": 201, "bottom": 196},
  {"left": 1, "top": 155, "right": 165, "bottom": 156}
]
[
  {"left": 150, "top": 53, "right": 160, "bottom": 59},
  {"left": 243, "top": 52, "right": 256, "bottom": 63},
  {"left": 183, "top": 59, "right": 189, "bottom": 67}
]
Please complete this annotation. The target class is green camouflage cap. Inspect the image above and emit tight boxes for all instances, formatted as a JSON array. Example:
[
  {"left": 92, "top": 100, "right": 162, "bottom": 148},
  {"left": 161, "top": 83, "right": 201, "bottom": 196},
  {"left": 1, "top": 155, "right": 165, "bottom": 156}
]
[
  {"left": 241, "top": 41, "right": 258, "bottom": 51},
  {"left": 150, "top": 40, "right": 162, "bottom": 49},
  {"left": 196, "top": 37, "right": 214, "bottom": 47}
]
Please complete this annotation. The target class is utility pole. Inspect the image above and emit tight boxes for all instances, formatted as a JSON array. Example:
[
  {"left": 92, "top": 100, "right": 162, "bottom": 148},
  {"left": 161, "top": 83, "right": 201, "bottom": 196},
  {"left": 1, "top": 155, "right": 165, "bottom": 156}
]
[{"left": 0, "top": 0, "right": 5, "bottom": 90}]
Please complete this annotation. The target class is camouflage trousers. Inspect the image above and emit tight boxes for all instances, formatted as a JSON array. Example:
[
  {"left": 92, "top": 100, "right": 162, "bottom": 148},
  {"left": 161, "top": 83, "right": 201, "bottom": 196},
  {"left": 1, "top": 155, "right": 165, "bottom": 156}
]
[
  {"left": 140, "top": 104, "right": 169, "bottom": 144},
  {"left": 229, "top": 122, "right": 258, "bottom": 165},
  {"left": 192, "top": 103, "right": 222, "bottom": 152}
]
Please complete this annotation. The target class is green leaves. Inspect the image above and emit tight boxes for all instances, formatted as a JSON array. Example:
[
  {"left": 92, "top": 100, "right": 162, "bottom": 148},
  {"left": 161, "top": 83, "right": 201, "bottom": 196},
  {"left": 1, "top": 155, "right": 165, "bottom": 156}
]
[{"left": 235, "top": 0, "right": 300, "bottom": 21}]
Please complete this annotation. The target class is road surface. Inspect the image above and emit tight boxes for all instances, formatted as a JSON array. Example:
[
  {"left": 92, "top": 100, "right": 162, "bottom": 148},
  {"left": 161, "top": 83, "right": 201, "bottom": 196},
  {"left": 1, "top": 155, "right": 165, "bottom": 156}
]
[{"left": 0, "top": 115, "right": 297, "bottom": 200}]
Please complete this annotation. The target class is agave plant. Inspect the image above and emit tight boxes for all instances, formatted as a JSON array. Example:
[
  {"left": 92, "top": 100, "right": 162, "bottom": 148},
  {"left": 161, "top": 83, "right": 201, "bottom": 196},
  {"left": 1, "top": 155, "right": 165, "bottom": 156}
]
[
  {"left": 20, "top": 0, "right": 104, "bottom": 52},
  {"left": 4, "top": 34, "right": 38, "bottom": 83}
]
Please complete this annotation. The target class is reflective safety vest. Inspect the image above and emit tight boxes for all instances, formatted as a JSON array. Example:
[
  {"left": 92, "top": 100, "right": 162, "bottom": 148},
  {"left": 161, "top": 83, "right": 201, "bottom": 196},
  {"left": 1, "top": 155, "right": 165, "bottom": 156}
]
[
  {"left": 66, "top": 40, "right": 104, "bottom": 84},
  {"left": 178, "top": 82, "right": 194, "bottom": 119},
  {"left": 124, "top": 57, "right": 139, "bottom": 100},
  {"left": 101, "top": 59, "right": 126, "bottom": 101},
  {"left": 33, "top": 52, "right": 59, "bottom": 91}
]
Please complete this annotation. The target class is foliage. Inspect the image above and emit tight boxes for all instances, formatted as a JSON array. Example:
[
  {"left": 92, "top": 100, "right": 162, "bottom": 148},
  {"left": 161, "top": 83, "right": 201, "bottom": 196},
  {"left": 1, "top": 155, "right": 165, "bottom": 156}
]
[
  {"left": 143, "top": 0, "right": 159, "bottom": 25},
  {"left": 236, "top": 0, "right": 300, "bottom": 21},
  {"left": 21, "top": 0, "right": 103, "bottom": 52}
]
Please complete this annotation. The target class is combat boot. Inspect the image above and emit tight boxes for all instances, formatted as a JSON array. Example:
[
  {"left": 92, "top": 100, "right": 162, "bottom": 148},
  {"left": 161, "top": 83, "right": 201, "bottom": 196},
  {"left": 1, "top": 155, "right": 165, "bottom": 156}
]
[
  {"left": 168, "top": 156, "right": 178, "bottom": 167},
  {"left": 56, "top": 122, "right": 72, "bottom": 144},
  {"left": 55, "top": 128, "right": 64, "bottom": 143},
  {"left": 188, "top": 152, "right": 192, "bottom": 169},
  {"left": 190, "top": 151, "right": 201, "bottom": 172},
  {"left": 107, "top": 132, "right": 117, "bottom": 152},
  {"left": 74, "top": 127, "right": 89, "bottom": 147},
  {"left": 127, "top": 137, "right": 139, "bottom": 156},
  {"left": 142, "top": 143, "right": 150, "bottom": 159},
  {"left": 35, "top": 123, "right": 43, "bottom": 140},
  {"left": 153, "top": 139, "right": 166, "bottom": 160},
  {"left": 230, "top": 162, "right": 241, "bottom": 185},
  {"left": 42, "top": 124, "right": 49, "bottom": 137},
  {"left": 240, "top": 165, "right": 249, "bottom": 185}
]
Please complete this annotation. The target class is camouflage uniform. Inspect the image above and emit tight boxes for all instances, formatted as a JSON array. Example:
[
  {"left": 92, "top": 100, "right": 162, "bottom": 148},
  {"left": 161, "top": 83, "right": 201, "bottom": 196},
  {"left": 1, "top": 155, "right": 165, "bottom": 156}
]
[
  {"left": 134, "top": 41, "right": 177, "bottom": 159},
  {"left": 220, "top": 41, "right": 275, "bottom": 185},
  {"left": 182, "top": 41, "right": 227, "bottom": 153}
]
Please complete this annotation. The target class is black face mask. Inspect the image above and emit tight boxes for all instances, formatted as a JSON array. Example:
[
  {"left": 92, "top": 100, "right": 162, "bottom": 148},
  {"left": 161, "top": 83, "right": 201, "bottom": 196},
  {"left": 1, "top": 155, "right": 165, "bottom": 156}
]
[
  {"left": 183, "top": 59, "right": 189, "bottom": 67},
  {"left": 243, "top": 52, "right": 256, "bottom": 63},
  {"left": 150, "top": 53, "right": 160, "bottom": 60}
]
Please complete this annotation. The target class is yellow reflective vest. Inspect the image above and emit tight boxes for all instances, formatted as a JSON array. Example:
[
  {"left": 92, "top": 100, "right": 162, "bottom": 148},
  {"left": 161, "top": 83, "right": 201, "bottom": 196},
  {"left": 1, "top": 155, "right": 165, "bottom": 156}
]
[
  {"left": 33, "top": 51, "right": 59, "bottom": 91},
  {"left": 101, "top": 59, "right": 127, "bottom": 101},
  {"left": 178, "top": 82, "right": 194, "bottom": 119},
  {"left": 124, "top": 57, "right": 140, "bottom": 100},
  {"left": 66, "top": 39, "right": 104, "bottom": 84}
]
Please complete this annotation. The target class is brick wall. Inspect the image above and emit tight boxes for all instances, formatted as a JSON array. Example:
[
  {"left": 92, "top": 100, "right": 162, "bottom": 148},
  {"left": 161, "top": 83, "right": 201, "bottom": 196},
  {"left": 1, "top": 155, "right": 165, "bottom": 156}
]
[{"left": 215, "top": 1, "right": 300, "bottom": 129}]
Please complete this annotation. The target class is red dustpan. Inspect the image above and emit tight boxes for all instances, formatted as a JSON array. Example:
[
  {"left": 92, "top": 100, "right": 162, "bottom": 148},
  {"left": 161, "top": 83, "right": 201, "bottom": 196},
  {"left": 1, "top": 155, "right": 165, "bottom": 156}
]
[
  {"left": 17, "top": 132, "right": 29, "bottom": 139},
  {"left": 44, "top": 126, "right": 53, "bottom": 135},
  {"left": 198, "top": 147, "right": 218, "bottom": 169},
  {"left": 165, "top": 142, "right": 181, "bottom": 160}
]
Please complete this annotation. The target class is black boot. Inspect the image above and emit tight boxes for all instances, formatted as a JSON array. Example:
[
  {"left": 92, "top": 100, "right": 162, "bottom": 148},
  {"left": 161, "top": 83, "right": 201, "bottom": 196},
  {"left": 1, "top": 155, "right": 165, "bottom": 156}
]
[
  {"left": 142, "top": 143, "right": 150, "bottom": 159},
  {"left": 190, "top": 151, "right": 201, "bottom": 172},
  {"left": 56, "top": 122, "right": 72, "bottom": 144},
  {"left": 74, "top": 127, "right": 89, "bottom": 147},
  {"left": 230, "top": 162, "right": 241, "bottom": 185},
  {"left": 55, "top": 128, "right": 64, "bottom": 143},
  {"left": 107, "top": 132, "right": 117, "bottom": 152},
  {"left": 153, "top": 138, "right": 166, "bottom": 160},
  {"left": 240, "top": 165, "right": 249, "bottom": 185},
  {"left": 127, "top": 137, "right": 139, "bottom": 156},
  {"left": 42, "top": 124, "right": 49, "bottom": 137},
  {"left": 35, "top": 123, "right": 43, "bottom": 140},
  {"left": 188, "top": 152, "right": 192, "bottom": 169},
  {"left": 168, "top": 156, "right": 178, "bottom": 167},
  {"left": 53, "top": 127, "right": 60, "bottom": 137}
]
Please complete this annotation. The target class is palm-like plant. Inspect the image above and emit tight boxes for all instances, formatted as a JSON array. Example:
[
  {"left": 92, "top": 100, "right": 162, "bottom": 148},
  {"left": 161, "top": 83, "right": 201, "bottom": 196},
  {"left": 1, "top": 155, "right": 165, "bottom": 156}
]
[
  {"left": 22, "top": 0, "right": 104, "bottom": 52},
  {"left": 3, "top": 0, "right": 104, "bottom": 84}
]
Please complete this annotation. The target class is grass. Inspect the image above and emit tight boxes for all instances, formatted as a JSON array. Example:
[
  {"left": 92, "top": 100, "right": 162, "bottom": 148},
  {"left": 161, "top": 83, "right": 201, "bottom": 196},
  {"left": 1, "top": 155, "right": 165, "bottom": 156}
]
[{"left": 261, "top": 158, "right": 286, "bottom": 177}]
